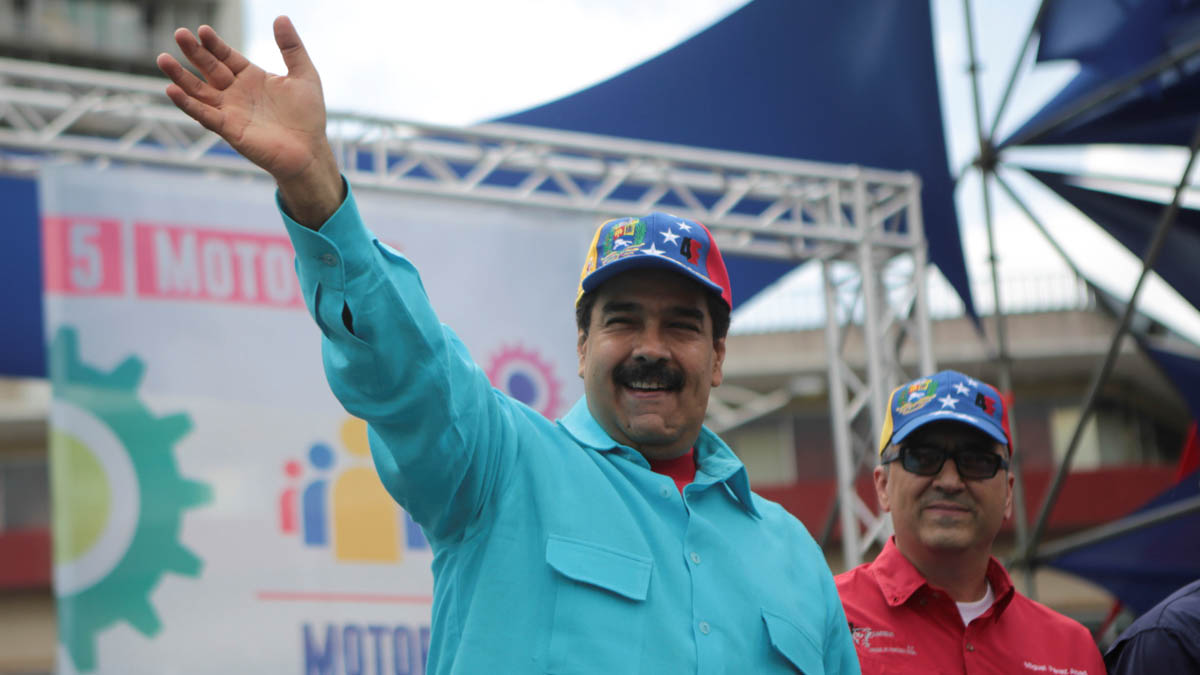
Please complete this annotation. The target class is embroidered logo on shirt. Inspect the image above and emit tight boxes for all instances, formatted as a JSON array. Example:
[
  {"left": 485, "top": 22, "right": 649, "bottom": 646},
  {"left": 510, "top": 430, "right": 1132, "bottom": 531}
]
[
  {"left": 1022, "top": 662, "right": 1090, "bottom": 674},
  {"left": 849, "top": 624, "right": 918, "bottom": 656}
]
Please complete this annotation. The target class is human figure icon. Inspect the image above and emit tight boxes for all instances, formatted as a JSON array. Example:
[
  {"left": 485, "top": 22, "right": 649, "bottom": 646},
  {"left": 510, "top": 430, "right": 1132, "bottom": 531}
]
[
  {"left": 279, "top": 459, "right": 302, "bottom": 534},
  {"left": 302, "top": 442, "right": 334, "bottom": 546}
]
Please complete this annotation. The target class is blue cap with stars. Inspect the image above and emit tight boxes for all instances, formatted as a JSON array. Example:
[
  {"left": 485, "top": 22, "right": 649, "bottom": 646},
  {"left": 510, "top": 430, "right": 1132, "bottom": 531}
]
[
  {"left": 576, "top": 212, "right": 732, "bottom": 309},
  {"left": 878, "top": 370, "right": 1012, "bottom": 454}
]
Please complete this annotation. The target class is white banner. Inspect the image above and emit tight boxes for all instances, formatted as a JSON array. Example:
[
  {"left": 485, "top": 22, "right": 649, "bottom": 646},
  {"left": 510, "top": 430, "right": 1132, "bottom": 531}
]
[{"left": 41, "top": 164, "right": 597, "bottom": 674}]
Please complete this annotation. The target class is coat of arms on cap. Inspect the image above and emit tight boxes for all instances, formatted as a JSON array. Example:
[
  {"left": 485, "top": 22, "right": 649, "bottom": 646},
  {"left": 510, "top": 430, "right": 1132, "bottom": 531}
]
[
  {"left": 896, "top": 379, "right": 938, "bottom": 415},
  {"left": 601, "top": 219, "right": 646, "bottom": 261}
]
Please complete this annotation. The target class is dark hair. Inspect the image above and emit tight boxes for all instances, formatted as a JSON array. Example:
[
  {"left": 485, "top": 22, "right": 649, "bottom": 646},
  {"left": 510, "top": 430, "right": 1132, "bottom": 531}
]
[{"left": 575, "top": 289, "right": 730, "bottom": 345}]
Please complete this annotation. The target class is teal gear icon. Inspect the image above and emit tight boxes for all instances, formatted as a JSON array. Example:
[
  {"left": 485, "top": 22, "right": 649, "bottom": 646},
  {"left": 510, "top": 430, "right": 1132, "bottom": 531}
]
[{"left": 50, "top": 326, "right": 213, "bottom": 673}]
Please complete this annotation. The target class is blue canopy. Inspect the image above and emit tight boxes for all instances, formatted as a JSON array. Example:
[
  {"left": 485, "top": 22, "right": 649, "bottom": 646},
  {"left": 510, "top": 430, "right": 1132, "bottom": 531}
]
[
  {"left": 1003, "top": 0, "right": 1200, "bottom": 147},
  {"left": 499, "top": 0, "right": 974, "bottom": 319},
  {"left": 1026, "top": 169, "right": 1200, "bottom": 313},
  {"left": 1046, "top": 469, "right": 1200, "bottom": 615}
]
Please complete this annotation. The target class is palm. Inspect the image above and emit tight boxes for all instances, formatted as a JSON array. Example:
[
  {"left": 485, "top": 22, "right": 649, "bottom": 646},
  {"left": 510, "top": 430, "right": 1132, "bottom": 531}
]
[
  {"left": 217, "top": 66, "right": 326, "bottom": 180},
  {"left": 157, "top": 18, "right": 329, "bottom": 181}
]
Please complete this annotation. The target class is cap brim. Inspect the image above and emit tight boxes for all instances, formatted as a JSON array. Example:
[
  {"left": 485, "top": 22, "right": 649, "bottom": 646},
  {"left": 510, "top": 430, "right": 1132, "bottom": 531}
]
[
  {"left": 890, "top": 411, "right": 1009, "bottom": 449},
  {"left": 581, "top": 253, "right": 726, "bottom": 303}
]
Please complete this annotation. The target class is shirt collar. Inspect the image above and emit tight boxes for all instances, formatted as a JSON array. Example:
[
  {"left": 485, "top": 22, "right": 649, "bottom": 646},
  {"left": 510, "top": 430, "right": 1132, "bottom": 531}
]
[
  {"left": 869, "top": 537, "right": 1016, "bottom": 612},
  {"left": 558, "top": 397, "right": 761, "bottom": 518}
]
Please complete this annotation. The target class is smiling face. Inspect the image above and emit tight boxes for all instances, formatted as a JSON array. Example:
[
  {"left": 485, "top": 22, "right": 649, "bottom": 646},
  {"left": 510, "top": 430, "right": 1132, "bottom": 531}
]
[
  {"left": 577, "top": 268, "right": 725, "bottom": 460},
  {"left": 875, "top": 421, "right": 1013, "bottom": 558}
]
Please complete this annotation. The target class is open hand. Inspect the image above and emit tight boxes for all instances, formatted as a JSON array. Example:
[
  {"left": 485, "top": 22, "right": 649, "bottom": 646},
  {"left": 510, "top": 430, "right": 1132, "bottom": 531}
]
[{"left": 157, "top": 16, "right": 342, "bottom": 225}]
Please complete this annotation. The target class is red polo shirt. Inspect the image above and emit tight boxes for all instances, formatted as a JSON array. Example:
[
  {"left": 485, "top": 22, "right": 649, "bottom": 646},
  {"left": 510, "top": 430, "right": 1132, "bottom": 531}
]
[{"left": 835, "top": 538, "right": 1105, "bottom": 675}]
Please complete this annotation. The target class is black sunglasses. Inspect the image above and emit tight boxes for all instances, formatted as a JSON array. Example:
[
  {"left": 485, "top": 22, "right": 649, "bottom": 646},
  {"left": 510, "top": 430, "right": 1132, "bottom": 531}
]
[{"left": 882, "top": 443, "right": 1009, "bottom": 480}]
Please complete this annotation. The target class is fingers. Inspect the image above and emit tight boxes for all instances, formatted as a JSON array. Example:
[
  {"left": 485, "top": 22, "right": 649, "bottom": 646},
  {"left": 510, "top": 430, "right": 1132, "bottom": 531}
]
[
  {"left": 273, "top": 15, "right": 317, "bottom": 78},
  {"left": 163, "top": 83, "right": 225, "bottom": 135},
  {"left": 197, "top": 25, "right": 252, "bottom": 75},
  {"left": 173, "top": 27, "right": 236, "bottom": 90},
  {"left": 156, "top": 53, "right": 221, "bottom": 106}
]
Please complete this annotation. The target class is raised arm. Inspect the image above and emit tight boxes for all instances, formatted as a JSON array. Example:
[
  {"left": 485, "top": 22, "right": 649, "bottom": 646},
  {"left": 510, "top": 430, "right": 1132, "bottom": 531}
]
[{"left": 156, "top": 16, "right": 342, "bottom": 228}]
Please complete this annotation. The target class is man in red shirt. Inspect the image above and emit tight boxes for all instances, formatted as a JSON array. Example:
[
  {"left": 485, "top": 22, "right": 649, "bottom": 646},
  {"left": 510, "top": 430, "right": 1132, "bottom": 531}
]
[{"left": 836, "top": 370, "right": 1105, "bottom": 674}]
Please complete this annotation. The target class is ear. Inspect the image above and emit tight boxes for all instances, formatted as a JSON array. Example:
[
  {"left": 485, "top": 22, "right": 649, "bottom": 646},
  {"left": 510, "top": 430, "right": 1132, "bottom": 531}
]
[
  {"left": 577, "top": 329, "right": 588, "bottom": 379},
  {"left": 710, "top": 337, "right": 726, "bottom": 387},
  {"left": 874, "top": 465, "right": 892, "bottom": 513}
]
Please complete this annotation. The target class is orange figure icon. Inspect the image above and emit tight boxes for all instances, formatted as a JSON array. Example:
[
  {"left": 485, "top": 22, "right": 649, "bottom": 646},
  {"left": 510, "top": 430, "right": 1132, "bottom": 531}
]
[{"left": 332, "top": 417, "right": 400, "bottom": 562}]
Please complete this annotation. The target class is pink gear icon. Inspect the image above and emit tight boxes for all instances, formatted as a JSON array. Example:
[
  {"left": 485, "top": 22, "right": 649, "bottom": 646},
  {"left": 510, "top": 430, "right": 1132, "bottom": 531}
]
[{"left": 485, "top": 345, "right": 563, "bottom": 419}]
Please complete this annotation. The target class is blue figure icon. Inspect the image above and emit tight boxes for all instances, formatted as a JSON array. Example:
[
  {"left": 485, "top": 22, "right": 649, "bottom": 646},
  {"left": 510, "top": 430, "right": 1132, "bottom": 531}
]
[{"left": 302, "top": 442, "right": 334, "bottom": 546}]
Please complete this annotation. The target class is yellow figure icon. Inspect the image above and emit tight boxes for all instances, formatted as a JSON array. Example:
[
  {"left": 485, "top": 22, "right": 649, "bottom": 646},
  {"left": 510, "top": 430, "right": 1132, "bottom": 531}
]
[{"left": 332, "top": 417, "right": 400, "bottom": 563}]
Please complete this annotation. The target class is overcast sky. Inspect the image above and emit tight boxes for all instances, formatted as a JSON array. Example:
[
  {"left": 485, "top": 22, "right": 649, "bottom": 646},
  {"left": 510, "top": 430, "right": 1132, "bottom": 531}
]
[{"left": 239, "top": 0, "right": 1200, "bottom": 343}]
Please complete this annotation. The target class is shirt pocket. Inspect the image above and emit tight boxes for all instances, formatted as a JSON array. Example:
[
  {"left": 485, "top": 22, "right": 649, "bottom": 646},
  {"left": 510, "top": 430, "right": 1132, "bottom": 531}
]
[
  {"left": 545, "top": 534, "right": 653, "bottom": 674},
  {"left": 761, "top": 608, "right": 825, "bottom": 674}
]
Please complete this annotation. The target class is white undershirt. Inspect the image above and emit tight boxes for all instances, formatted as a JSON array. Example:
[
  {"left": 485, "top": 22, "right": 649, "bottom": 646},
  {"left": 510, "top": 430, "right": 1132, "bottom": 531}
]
[{"left": 955, "top": 581, "right": 995, "bottom": 625}]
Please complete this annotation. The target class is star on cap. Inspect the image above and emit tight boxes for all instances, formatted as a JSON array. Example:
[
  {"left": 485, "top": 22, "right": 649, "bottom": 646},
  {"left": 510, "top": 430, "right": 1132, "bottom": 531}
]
[
  {"left": 675, "top": 220, "right": 692, "bottom": 232},
  {"left": 643, "top": 243, "right": 666, "bottom": 256},
  {"left": 661, "top": 230, "right": 680, "bottom": 245},
  {"left": 953, "top": 382, "right": 971, "bottom": 396},
  {"left": 938, "top": 395, "right": 959, "bottom": 409},
  {"left": 965, "top": 376, "right": 979, "bottom": 387}
]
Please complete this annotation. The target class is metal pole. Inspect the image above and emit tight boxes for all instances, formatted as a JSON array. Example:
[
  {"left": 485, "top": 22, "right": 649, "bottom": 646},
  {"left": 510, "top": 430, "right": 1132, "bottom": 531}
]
[
  {"left": 856, "top": 174, "right": 888, "bottom": 481},
  {"left": 1024, "top": 119, "right": 1200, "bottom": 562},
  {"left": 987, "top": 0, "right": 1051, "bottom": 141},
  {"left": 963, "top": 0, "right": 1030, "bottom": 578},
  {"left": 907, "top": 175, "right": 935, "bottom": 375},
  {"left": 824, "top": 258, "right": 863, "bottom": 567}
]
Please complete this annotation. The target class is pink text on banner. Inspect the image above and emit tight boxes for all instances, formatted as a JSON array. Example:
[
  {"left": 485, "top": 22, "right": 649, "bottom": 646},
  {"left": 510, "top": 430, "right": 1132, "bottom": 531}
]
[
  {"left": 134, "top": 223, "right": 304, "bottom": 308},
  {"left": 43, "top": 216, "right": 125, "bottom": 296}
]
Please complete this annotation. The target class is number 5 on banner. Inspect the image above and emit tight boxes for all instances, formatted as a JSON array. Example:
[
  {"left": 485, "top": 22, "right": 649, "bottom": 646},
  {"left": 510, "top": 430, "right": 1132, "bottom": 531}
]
[{"left": 43, "top": 217, "right": 125, "bottom": 296}]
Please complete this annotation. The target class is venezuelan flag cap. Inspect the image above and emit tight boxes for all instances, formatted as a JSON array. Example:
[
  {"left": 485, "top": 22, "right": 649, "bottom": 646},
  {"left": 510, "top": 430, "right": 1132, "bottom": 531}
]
[
  {"left": 576, "top": 212, "right": 732, "bottom": 310},
  {"left": 878, "top": 370, "right": 1011, "bottom": 455}
]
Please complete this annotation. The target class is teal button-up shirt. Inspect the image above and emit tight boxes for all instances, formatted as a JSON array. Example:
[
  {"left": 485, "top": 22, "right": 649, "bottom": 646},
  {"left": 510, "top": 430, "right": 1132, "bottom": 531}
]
[{"left": 282, "top": 184, "right": 859, "bottom": 675}]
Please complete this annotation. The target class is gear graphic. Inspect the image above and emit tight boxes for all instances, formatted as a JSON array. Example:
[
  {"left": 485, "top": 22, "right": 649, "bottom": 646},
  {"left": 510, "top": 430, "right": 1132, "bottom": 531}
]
[
  {"left": 484, "top": 344, "right": 564, "bottom": 419},
  {"left": 49, "top": 326, "right": 212, "bottom": 673}
]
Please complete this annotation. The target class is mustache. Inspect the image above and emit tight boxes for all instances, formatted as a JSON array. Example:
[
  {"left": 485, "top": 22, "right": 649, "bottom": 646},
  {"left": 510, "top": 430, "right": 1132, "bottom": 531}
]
[
  {"left": 920, "top": 492, "right": 974, "bottom": 511},
  {"left": 613, "top": 361, "right": 684, "bottom": 391}
]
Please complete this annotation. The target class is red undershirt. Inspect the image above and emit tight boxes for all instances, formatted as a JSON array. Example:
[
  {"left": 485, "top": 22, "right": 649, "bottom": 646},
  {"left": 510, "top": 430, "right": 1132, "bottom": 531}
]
[{"left": 648, "top": 447, "right": 697, "bottom": 493}]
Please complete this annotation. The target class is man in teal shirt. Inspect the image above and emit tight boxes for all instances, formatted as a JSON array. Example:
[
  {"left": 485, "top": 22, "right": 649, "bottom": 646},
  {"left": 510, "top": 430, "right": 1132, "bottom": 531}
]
[{"left": 158, "top": 17, "right": 858, "bottom": 674}]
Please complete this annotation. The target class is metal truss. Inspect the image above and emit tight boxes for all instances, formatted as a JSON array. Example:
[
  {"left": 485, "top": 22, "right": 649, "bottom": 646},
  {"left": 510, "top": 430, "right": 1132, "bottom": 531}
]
[{"left": 0, "top": 56, "right": 933, "bottom": 565}]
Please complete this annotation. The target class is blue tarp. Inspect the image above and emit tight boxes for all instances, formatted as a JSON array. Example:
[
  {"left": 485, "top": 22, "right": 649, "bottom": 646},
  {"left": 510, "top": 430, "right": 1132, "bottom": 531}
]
[
  {"left": 1046, "top": 469, "right": 1200, "bottom": 615},
  {"left": 499, "top": 0, "right": 974, "bottom": 319},
  {"left": 1003, "top": 0, "right": 1200, "bottom": 147},
  {"left": 1026, "top": 169, "right": 1200, "bottom": 313},
  {"left": 0, "top": 174, "right": 44, "bottom": 377}
]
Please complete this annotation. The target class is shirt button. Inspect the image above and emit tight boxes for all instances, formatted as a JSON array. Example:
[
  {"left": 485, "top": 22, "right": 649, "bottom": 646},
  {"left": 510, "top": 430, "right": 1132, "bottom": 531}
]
[
  {"left": 699, "top": 621, "right": 711, "bottom": 635},
  {"left": 660, "top": 487, "right": 671, "bottom": 498},
  {"left": 690, "top": 552, "right": 702, "bottom": 565},
  {"left": 319, "top": 252, "right": 338, "bottom": 266},
  {"left": 966, "top": 643, "right": 975, "bottom": 652}
]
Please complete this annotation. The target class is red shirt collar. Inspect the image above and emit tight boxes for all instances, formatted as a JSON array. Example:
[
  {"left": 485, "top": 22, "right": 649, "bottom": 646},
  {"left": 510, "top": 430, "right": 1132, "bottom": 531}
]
[
  {"left": 648, "top": 447, "right": 696, "bottom": 493},
  {"left": 869, "top": 537, "right": 1015, "bottom": 611}
]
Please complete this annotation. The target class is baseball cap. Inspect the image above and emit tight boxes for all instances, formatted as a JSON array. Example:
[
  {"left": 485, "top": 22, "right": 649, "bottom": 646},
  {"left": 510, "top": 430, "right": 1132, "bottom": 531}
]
[
  {"left": 576, "top": 212, "right": 732, "bottom": 309},
  {"left": 878, "top": 370, "right": 1011, "bottom": 454}
]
